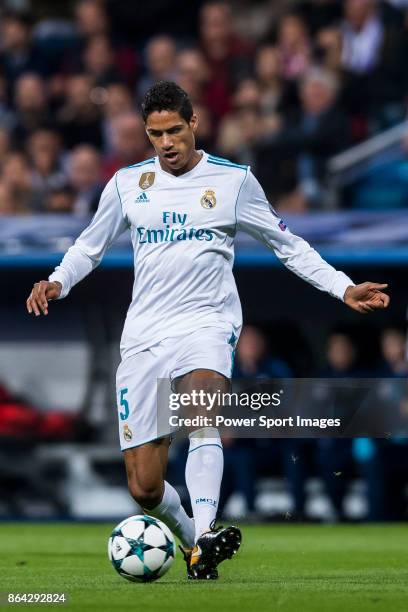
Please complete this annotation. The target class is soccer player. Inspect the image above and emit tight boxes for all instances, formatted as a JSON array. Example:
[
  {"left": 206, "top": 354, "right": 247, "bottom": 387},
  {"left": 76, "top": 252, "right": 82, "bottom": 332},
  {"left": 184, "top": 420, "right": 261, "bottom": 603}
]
[{"left": 26, "top": 81, "right": 389, "bottom": 580}]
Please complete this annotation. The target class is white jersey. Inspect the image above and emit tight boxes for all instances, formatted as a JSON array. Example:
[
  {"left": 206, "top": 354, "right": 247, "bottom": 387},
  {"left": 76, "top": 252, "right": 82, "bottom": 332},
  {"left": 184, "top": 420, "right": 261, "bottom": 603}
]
[{"left": 49, "top": 151, "right": 353, "bottom": 359}]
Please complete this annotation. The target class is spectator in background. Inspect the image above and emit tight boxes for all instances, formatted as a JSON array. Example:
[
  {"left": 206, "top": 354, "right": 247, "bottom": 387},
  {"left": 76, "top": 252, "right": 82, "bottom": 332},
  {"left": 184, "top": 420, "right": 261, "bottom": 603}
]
[
  {"left": 276, "top": 13, "right": 312, "bottom": 80},
  {"left": 217, "top": 74, "right": 287, "bottom": 164},
  {"left": 217, "top": 79, "right": 269, "bottom": 164},
  {"left": 220, "top": 325, "right": 291, "bottom": 518},
  {"left": 102, "top": 83, "right": 133, "bottom": 120},
  {"left": 322, "top": 330, "right": 358, "bottom": 376},
  {"left": 45, "top": 184, "right": 76, "bottom": 214},
  {"left": 339, "top": 0, "right": 383, "bottom": 128},
  {"left": 0, "top": 128, "right": 12, "bottom": 168},
  {"left": 82, "top": 35, "right": 122, "bottom": 87},
  {"left": 315, "top": 26, "right": 344, "bottom": 73},
  {"left": 199, "top": 1, "right": 252, "bottom": 121},
  {"left": 317, "top": 330, "right": 360, "bottom": 518},
  {"left": 378, "top": 327, "right": 408, "bottom": 376},
  {"left": 57, "top": 74, "right": 103, "bottom": 149},
  {"left": 13, "top": 73, "right": 49, "bottom": 146},
  {"left": 295, "top": 67, "right": 348, "bottom": 203},
  {"left": 256, "top": 67, "right": 349, "bottom": 209},
  {"left": 27, "top": 128, "right": 66, "bottom": 211},
  {"left": 175, "top": 49, "right": 215, "bottom": 149},
  {"left": 0, "top": 151, "right": 35, "bottom": 215},
  {"left": 0, "top": 182, "right": 15, "bottom": 216},
  {"left": 254, "top": 44, "right": 296, "bottom": 121},
  {"left": 175, "top": 48, "right": 210, "bottom": 106},
  {"left": 283, "top": 330, "right": 358, "bottom": 521},
  {"left": 70, "top": 0, "right": 137, "bottom": 87},
  {"left": 234, "top": 324, "right": 292, "bottom": 378},
  {"left": 193, "top": 103, "right": 215, "bottom": 151},
  {"left": 102, "top": 112, "right": 152, "bottom": 180},
  {"left": 67, "top": 144, "right": 103, "bottom": 216},
  {"left": 75, "top": 0, "right": 110, "bottom": 39},
  {"left": 100, "top": 83, "right": 133, "bottom": 154},
  {"left": 137, "top": 36, "right": 177, "bottom": 100},
  {"left": 295, "top": 0, "right": 342, "bottom": 35},
  {"left": 354, "top": 325, "right": 408, "bottom": 520},
  {"left": 341, "top": 0, "right": 383, "bottom": 75},
  {"left": 0, "top": 10, "right": 46, "bottom": 98},
  {"left": 175, "top": 48, "right": 216, "bottom": 150},
  {"left": 339, "top": 0, "right": 407, "bottom": 133}
]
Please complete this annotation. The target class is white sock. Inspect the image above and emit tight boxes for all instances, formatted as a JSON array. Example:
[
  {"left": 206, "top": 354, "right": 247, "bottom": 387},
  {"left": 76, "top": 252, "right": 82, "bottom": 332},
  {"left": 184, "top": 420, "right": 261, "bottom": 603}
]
[
  {"left": 185, "top": 427, "right": 224, "bottom": 543},
  {"left": 149, "top": 481, "right": 195, "bottom": 548}
]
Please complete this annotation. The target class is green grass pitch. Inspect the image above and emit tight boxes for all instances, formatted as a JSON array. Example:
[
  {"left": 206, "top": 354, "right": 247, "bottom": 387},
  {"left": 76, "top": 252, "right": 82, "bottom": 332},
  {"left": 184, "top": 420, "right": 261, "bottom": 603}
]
[{"left": 1, "top": 523, "right": 407, "bottom": 611}]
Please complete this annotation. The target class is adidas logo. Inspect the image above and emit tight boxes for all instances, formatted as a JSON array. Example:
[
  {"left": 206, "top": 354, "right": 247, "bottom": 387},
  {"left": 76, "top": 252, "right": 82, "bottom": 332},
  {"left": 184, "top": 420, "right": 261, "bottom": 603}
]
[{"left": 134, "top": 192, "right": 150, "bottom": 204}]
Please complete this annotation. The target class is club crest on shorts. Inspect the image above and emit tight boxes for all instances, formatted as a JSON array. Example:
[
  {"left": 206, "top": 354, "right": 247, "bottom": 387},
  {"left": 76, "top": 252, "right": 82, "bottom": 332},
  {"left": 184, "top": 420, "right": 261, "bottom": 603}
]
[
  {"left": 123, "top": 424, "right": 133, "bottom": 442},
  {"left": 139, "top": 172, "right": 155, "bottom": 190},
  {"left": 201, "top": 189, "right": 217, "bottom": 209}
]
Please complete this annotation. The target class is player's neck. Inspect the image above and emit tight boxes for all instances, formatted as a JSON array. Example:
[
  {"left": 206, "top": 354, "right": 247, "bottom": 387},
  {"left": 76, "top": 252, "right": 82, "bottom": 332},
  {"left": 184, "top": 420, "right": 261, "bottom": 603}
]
[{"left": 159, "top": 150, "right": 203, "bottom": 177}]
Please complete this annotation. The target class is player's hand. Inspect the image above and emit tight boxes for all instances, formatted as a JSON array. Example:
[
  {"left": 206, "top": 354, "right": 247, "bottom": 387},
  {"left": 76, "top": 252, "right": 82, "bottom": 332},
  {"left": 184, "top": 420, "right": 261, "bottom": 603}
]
[
  {"left": 344, "top": 282, "right": 390, "bottom": 314},
  {"left": 26, "top": 280, "right": 62, "bottom": 316}
]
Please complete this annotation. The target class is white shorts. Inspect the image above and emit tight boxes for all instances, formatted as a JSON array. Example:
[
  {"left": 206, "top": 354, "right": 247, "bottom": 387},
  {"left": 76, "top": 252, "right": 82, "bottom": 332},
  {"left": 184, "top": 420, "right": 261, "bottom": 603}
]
[{"left": 115, "top": 327, "right": 237, "bottom": 450}]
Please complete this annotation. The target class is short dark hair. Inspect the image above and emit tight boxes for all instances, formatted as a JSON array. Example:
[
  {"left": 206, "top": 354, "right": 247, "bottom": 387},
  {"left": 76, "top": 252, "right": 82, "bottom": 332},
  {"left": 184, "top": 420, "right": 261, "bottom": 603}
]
[{"left": 141, "top": 81, "right": 193, "bottom": 123}]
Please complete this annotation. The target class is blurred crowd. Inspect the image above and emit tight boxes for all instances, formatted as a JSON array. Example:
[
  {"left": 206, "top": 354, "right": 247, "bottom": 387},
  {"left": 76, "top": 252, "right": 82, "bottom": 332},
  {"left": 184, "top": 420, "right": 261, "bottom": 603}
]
[
  {"left": 0, "top": 0, "right": 408, "bottom": 215},
  {"left": 171, "top": 322, "right": 408, "bottom": 522},
  {"left": 229, "top": 323, "right": 408, "bottom": 522}
]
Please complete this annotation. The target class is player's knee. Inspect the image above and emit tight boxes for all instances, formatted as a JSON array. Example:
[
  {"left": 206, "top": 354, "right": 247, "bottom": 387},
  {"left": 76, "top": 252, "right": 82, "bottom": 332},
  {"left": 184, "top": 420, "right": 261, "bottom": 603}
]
[{"left": 128, "top": 479, "right": 163, "bottom": 510}]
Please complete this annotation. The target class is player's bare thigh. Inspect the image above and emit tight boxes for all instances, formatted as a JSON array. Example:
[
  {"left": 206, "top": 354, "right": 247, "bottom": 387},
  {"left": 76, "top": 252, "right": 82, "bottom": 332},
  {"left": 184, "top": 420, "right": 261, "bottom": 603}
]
[{"left": 174, "top": 368, "right": 230, "bottom": 419}]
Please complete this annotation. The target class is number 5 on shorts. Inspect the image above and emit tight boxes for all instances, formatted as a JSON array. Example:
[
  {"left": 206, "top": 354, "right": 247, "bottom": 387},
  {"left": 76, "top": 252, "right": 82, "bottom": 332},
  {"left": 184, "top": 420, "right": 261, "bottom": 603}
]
[{"left": 119, "top": 388, "right": 129, "bottom": 421}]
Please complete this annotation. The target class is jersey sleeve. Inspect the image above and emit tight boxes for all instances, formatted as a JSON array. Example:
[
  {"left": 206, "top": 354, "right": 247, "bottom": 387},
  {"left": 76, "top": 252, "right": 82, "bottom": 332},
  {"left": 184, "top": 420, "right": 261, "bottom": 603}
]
[
  {"left": 235, "top": 170, "right": 354, "bottom": 301},
  {"left": 48, "top": 173, "right": 129, "bottom": 298}
]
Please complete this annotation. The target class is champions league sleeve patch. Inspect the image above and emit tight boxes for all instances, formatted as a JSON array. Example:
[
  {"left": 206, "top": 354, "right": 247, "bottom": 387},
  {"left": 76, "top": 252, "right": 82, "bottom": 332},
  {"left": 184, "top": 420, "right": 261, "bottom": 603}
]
[{"left": 268, "top": 202, "right": 287, "bottom": 231}]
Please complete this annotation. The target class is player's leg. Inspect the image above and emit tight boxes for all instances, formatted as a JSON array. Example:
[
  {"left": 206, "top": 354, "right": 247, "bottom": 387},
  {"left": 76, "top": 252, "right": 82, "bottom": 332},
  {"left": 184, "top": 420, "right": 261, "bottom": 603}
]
[
  {"left": 117, "top": 347, "right": 194, "bottom": 549},
  {"left": 124, "top": 437, "right": 169, "bottom": 509},
  {"left": 178, "top": 369, "right": 226, "bottom": 542},
  {"left": 124, "top": 438, "right": 195, "bottom": 548},
  {"left": 175, "top": 368, "right": 241, "bottom": 579}
]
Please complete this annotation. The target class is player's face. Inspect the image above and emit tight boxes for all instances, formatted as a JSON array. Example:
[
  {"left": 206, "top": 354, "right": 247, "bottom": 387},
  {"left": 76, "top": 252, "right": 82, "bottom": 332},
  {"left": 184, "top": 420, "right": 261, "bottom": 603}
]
[{"left": 145, "top": 110, "right": 198, "bottom": 175}]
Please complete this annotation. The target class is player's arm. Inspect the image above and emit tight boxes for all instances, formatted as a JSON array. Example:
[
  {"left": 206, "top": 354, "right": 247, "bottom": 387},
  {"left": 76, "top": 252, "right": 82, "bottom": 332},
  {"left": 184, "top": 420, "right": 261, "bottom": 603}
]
[
  {"left": 235, "top": 170, "right": 389, "bottom": 313},
  {"left": 26, "top": 173, "right": 129, "bottom": 316}
]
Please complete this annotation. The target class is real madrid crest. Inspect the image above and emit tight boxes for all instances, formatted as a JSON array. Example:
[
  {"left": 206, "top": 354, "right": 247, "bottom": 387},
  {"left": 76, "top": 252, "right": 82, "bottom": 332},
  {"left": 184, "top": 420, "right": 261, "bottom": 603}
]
[
  {"left": 139, "top": 171, "right": 155, "bottom": 190},
  {"left": 123, "top": 424, "right": 133, "bottom": 442},
  {"left": 201, "top": 189, "right": 217, "bottom": 209}
]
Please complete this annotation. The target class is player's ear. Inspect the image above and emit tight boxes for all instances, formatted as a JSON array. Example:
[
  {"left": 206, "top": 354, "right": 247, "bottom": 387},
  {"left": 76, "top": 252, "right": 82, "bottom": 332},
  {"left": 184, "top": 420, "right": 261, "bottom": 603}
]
[{"left": 190, "top": 114, "right": 199, "bottom": 133}]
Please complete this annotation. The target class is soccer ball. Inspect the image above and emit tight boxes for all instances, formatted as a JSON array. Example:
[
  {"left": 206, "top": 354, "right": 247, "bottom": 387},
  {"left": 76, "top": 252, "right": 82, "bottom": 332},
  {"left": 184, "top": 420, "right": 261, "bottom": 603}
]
[{"left": 108, "top": 515, "right": 176, "bottom": 582}]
